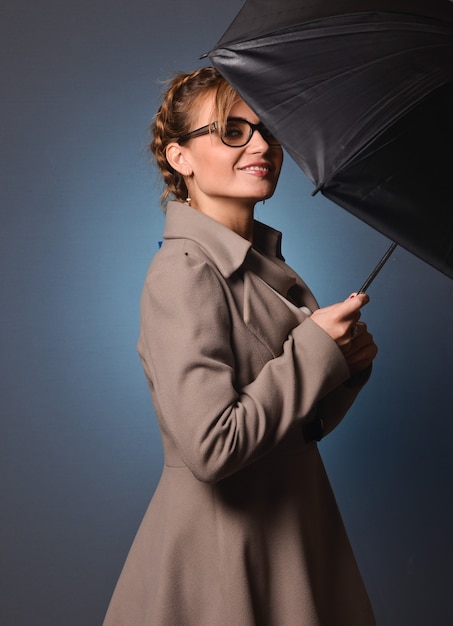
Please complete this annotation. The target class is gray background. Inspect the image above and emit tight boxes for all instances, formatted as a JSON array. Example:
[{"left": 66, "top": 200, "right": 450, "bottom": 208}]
[{"left": 1, "top": 1, "right": 452, "bottom": 624}]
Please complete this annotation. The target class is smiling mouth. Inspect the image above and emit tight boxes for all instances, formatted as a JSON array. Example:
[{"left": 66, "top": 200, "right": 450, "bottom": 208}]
[{"left": 240, "top": 165, "right": 271, "bottom": 173}]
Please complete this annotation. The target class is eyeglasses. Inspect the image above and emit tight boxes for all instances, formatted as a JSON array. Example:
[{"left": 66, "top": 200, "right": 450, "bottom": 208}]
[{"left": 178, "top": 117, "right": 281, "bottom": 148}]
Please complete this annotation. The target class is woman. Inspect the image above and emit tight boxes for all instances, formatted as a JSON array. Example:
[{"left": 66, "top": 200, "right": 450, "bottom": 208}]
[{"left": 104, "top": 67, "right": 377, "bottom": 625}]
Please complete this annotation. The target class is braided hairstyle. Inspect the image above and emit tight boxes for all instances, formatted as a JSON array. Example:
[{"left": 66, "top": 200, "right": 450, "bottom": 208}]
[{"left": 150, "top": 67, "right": 239, "bottom": 207}]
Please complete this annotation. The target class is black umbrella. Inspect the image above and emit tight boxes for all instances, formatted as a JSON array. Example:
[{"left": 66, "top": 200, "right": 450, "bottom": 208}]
[{"left": 208, "top": 0, "right": 453, "bottom": 280}]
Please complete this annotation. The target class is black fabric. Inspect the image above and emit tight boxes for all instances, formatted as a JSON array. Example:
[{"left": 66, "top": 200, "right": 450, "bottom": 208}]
[
  {"left": 213, "top": 0, "right": 453, "bottom": 46},
  {"left": 209, "top": 0, "right": 453, "bottom": 278},
  {"left": 323, "top": 82, "right": 453, "bottom": 277}
]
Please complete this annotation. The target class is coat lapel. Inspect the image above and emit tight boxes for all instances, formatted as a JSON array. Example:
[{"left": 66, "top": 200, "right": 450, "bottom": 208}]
[
  {"left": 245, "top": 248, "right": 296, "bottom": 296},
  {"left": 243, "top": 271, "right": 309, "bottom": 358}
]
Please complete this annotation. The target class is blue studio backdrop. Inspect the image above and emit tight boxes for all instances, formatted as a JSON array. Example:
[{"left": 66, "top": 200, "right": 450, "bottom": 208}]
[{"left": 1, "top": 1, "right": 452, "bottom": 625}]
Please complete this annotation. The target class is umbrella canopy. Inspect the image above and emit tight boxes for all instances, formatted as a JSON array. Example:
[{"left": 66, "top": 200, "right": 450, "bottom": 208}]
[{"left": 208, "top": 0, "right": 453, "bottom": 278}]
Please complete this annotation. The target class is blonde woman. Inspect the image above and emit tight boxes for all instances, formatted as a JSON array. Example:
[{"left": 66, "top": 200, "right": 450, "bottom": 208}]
[{"left": 104, "top": 67, "right": 377, "bottom": 626}]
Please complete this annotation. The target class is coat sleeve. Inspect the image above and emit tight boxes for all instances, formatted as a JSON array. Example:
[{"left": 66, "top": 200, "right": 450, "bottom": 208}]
[
  {"left": 138, "top": 247, "right": 361, "bottom": 483},
  {"left": 314, "top": 372, "right": 371, "bottom": 438}
]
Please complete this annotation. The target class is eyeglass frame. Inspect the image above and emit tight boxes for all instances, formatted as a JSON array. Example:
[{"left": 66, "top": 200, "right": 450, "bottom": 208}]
[{"left": 177, "top": 117, "right": 281, "bottom": 148}]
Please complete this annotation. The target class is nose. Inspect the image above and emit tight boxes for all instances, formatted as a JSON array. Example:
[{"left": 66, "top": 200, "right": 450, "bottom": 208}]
[{"left": 247, "top": 127, "right": 271, "bottom": 151}]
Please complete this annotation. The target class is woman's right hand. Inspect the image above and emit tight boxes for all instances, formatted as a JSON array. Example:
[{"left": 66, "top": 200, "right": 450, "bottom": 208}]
[{"left": 310, "top": 293, "right": 378, "bottom": 376}]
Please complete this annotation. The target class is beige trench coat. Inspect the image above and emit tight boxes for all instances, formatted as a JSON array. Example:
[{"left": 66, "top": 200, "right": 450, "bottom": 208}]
[{"left": 104, "top": 201, "right": 376, "bottom": 626}]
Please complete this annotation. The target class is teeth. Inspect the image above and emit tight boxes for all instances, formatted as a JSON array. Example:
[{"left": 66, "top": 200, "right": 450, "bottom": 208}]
[{"left": 243, "top": 166, "right": 269, "bottom": 171}]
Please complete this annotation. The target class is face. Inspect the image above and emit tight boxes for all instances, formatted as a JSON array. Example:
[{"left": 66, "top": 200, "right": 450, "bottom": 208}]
[{"left": 171, "top": 93, "right": 283, "bottom": 213}]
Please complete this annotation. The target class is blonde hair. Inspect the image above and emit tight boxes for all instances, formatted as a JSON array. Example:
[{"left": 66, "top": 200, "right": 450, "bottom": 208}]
[{"left": 150, "top": 67, "right": 239, "bottom": 207}]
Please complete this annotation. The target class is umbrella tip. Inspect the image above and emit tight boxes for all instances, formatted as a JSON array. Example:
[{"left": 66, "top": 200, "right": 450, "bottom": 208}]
[{"left": 311, "top": 185, "right": 322, "bottom": 197}]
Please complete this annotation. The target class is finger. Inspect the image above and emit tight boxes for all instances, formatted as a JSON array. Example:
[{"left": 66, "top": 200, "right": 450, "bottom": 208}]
[
  {"left": 346, "top": 334, "right": 377, "bottom": 362},
  {"left": 340, "top": 324, "right": 370, "bottom": 355},
  {"left": 350, "top": 321, "right": 366, "bottom": 339},
  {"left": 346, "top": 343, "right": 378, "bottom": 367},
  {"left": 338, "top": 301, "right": 367, "bottom": 330},
  {"left": 339, "top": 319, "right": 363, "bottom": 349},
  {"left": 345, "top": 292, "right": 370, "bottom": 309}
]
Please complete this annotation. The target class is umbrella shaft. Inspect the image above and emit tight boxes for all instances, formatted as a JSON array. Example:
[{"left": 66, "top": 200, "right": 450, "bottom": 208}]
[{"left": 358, "top": 242, "right": 398, "bottom": 293}]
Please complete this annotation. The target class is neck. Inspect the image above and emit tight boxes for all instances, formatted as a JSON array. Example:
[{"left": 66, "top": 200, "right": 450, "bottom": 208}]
[{"left": 190, "top": 197, "right": 255, "bottom": 242}]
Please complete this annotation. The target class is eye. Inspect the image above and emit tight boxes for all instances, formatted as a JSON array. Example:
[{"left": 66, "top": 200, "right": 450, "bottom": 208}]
[
  {"left": 223, "top": 121, "right": 246, "bottom": 140},
  {"left": 261, "top": 126, "right": 278, "bottom": 143}
]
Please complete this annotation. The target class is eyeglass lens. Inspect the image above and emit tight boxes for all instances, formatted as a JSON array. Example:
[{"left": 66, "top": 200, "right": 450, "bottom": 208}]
[{"left": 221, "top": 119, "right": 280, "bottom": 147}]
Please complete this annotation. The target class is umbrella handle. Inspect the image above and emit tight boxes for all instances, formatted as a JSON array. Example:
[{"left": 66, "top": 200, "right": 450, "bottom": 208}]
[{"left": 358, "top": 242, "right": 398, "bottom": 294}]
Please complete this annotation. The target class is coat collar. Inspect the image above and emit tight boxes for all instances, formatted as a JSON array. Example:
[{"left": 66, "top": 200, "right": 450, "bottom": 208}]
[{"left": 163, "top": 201, "right": 296, "bottom": 296}]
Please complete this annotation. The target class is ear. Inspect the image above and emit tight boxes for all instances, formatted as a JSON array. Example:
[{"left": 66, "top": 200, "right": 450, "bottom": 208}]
[{"left": 166, "top": 142, "right": 192, "bottom": 176}]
